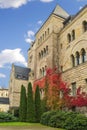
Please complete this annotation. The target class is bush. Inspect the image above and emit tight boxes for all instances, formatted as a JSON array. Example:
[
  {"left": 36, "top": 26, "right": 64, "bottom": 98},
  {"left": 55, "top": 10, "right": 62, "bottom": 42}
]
[
  {"left": 64, "top": 114, "right": 87, "bottom": 130},
  {"left": 40, "top": 110, "right": 58, "bottom": 125},
  {"left": 48, "top": 111, "right": 66, "bottom": 128},
  {"left": 0, "top": 112, "right": 18, "bottom": 122},
  {"left": 40, "top": 110, "right": 87, "bottom": 130},
  {"left": 14, "top": 109, "right": 19, "bottom": 118}
]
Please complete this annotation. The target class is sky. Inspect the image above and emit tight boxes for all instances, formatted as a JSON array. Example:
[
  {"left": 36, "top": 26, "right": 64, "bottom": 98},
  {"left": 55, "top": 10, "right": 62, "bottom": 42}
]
[{"left": 0, "top": 0, "right": 87, "bottom": 88}]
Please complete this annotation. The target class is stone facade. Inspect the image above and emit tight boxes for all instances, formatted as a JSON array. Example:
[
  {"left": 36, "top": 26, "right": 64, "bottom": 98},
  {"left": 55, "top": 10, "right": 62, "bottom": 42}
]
[
  {"left": 28, "top": 5, "right": 87, "bottom": 94},
  {"left": 9, "top": 4, "right": 87, "bottom": 111},
  {"left": 0, "top": 88, "right": 8, "bottom": 97},
  {"left": 0, "top": 88, "right": 9, "bottom": 112},
  {"left": 9, "top": 64, "right": 30, "bottom": 111}
]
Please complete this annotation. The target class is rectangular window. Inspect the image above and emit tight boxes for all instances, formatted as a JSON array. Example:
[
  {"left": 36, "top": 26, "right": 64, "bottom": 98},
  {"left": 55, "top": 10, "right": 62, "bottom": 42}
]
[{"left": 72, "top": 82, "right": 76, "bottom": 96}]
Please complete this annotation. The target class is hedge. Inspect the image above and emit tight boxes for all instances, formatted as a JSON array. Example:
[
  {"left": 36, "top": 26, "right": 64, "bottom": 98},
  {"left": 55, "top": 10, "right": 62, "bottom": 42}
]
[
  {"left": 40, "top": 110, "right": 87, "bottom": 130},
  {"left": 0, "top": 112, "right": 18, "bottom": 122}
]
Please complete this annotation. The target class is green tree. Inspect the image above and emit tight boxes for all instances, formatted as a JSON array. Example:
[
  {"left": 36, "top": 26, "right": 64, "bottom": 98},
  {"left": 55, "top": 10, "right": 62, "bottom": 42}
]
[
  {"left": 19, "top": 85, "right": 27, "bottom": 122},
  {"left": 35, "top": 85, "right": 41, "bottom": 122},
  {"left": 27, "top": 82, "right": 35, "bottom": 122}
]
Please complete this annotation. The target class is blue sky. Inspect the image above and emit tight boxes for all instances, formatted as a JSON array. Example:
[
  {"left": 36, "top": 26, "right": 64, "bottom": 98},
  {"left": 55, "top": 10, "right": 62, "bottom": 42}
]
[{"left": 0, "top": 0, "right": 87, "bottom": 88}]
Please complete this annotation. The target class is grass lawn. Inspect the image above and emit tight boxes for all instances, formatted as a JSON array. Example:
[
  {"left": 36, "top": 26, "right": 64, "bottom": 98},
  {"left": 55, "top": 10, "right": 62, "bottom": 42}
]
[{"left": 0, "top": 122, "right": 65, "bottom": 130}]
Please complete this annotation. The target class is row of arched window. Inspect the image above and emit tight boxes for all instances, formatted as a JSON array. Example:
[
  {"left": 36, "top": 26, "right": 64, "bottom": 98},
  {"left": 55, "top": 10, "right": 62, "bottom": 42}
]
[
  {"left": 40, "top": 66, "right": 47, "bottom": 77},
  {"left": 38, "top": 28, "right": 50, "bottom": 44},
  {"left": 67, "top": 20, "right": 87, "bottom": 43},
  {"left": 71, "top": 48, "right": 86, "bottom": 67},
  {"left": 67, "top": 30, "right": 75, "bottom": 43},
  {"left": 39, "top": 46, "right": 48, "bottom": 59}
]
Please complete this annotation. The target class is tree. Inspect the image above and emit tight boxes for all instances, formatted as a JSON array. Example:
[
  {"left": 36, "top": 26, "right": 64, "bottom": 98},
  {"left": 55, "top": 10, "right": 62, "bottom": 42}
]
[
  {"left": 34, "top": 68, "right": 70, "bottom": 110},
  {"left": 27, "top": 82, "right": 35, "bottom": 122},
  {"left": 19, "top": 85, "right": 27, "bottom": 122},
  {"left": 35, "top": 85, "right": 41, "bottom": 122}
]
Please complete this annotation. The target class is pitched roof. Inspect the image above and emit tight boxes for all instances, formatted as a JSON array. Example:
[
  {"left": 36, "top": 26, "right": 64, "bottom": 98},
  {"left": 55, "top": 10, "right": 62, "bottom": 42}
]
[
  {"left": 0, "top": 97, "right": 9, "bottom": 104},
  {"left": 52, "top": 5, "right": 69, "bottom": 19},
  {"left": 14, "top": 65, "right": 31, "bottom": 80}
]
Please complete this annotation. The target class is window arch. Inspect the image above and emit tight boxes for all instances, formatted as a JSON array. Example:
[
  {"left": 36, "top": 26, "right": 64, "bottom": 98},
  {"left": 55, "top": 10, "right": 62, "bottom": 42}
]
[
  {"left": 72, "top": 30, "right": 75, "bottom": 40},
  {"left": 48, "top": 28, "right": 49, "bottom": 35},
  {"left": 43, "top": 34, "right": 44, "bottom": 41},
  {"left": 42, "top": 67, "right": 45, "bottom": 76},
  {"left": 76, "top": 51, "right": 80, "bottom": 65},
  {"left": 45, "top": 31, "right": 46, "bottom": 38},
  {"left": 71, "top": 54, "right": 75, "bottom": 67},
  {"left": 44, "top": 65, "right": 47, "bottom": 76},
  {"left": 81, "top": 48, "right": 86, "bottom": 63},
  {"left": 44, "top": 48, "right": 46, "bottom": 56},
  {"left": 67, "top": 33, "right": 71, "bottom": 43},
  {"left": 46, "top": 46, "right": 48, "bottom": 54},
  {"left": 39, "top": 52, "right": 41, "bottom": 59},
  {"left": 41, "top": 50, "right": 43, "bottom": 58},
  {"left": 40, "top": 69, "right": 42, "bottom": 77},
  {"left": 83, "top": 21, "right": 87, "bottom": 32}
]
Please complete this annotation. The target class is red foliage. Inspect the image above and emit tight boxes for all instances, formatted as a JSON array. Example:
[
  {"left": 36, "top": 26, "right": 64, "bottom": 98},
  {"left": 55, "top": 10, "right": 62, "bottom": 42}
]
[
  {"left": 70, "top": 87, "right": 87, "bottom": 107},
  {"left": 33, "top": 68, "right": 87, "bottom": 109}
]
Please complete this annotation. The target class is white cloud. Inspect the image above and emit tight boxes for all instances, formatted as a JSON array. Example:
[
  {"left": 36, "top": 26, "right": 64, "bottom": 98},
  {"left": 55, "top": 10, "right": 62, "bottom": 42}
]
[
  {"left": 79, "top": 6, "right": 83, "bottom": 10},
  {"left": 0, "top": 48, "right": 27, "bottom": 68},
  {"left": 40, "top": 0, "right": 54, "bottom": 2},
  {"left": 37, "top": 20, "right": 43, "bottom": 25},
  {"left": 27, "top": 30, "right": 35, "bottom": 37},
  {"left": 25, "top": 30, "right": 35, "bottom": 44},
  {"left": 0, "top": 0, "right": 29, "bottom": 8},
  {"left": 0, "top": 0, "right": 54, "bottom": 9},
  {"left": 0, "top": 73, "right": 6, "bottom": 78}
]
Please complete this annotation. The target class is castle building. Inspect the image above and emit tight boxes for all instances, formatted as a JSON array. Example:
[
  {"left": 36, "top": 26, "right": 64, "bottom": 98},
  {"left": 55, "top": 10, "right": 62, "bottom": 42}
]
[
  {"left": 0, "top": 88, "right": 9, "bottom": 112},
  {"left": 9, "top": 4, "right": 87, "bottom": 111},
  {"left": 9, "top": 64, "right": 30, "bottom": 112},
  {"left": 28, "top": 4, "right": 87, "bottom": 96}
]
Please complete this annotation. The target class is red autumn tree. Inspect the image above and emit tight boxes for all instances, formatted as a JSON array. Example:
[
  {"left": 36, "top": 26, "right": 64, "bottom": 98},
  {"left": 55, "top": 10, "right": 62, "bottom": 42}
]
[{"left": 33, "top": 68, "right": 70, "bottom": 110}]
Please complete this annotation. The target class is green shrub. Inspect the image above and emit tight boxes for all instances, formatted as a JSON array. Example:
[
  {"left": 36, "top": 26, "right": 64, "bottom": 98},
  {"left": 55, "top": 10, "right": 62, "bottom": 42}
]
[
  {"left": 40, "top": 110, "right": 58, "bottom": 125},
  {"left": 0, "top": 112, "right": 18, "bottom": 122},
  {"left": 40, "top": 110, "right": 87, "bottom": 130},
  {"left": 64, "top": 114, "right": 87, "bottom": 130},
  {"left": 48, "top": 111, "right": 66, "bottom": 128}
]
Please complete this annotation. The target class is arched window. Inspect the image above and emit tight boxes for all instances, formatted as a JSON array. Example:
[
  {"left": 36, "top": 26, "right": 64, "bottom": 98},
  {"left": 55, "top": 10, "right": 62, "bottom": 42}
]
[
  {"left": 72, "top": 30, "right": 75, "bottom": 40},
  {"left": 42, "top": 67, "right": 45, "bottom": 76},
  {"left": 67, "top": 33, "right": 71, "bottom": 43},
  {"left": 48, "top": 28, "right": 49, "bottom": 35},
  {"left": 39, "top": 53, "right": 41, "bottom": 59},
  {"left": 44, "top": 65, "right": 47, "bottom": 76},
  {"left": 45, "top": 31, "right": 46, "bottom": 38},
  {"left": 43, "top": 34, "right": 44, "bottom": 41},
  {"left": 44, "top": 48, "right": 46, "bottom": 56},
  {"left": 83, "top": 21, "right": 87, "bottom": 32},
  {"left": 41, "top": 50, "right": 43, "bottom": 58},
  {"left": 71, "top": 54, "right": 75, "bottom": 67},
  {"left": 46, "top": 46, "right": 48, "bottom": 54},
  {"left": 76, "top": 52, "right": 80, "bottom": 65},
  {"left": 81, "top": 48, "right": 86, "bottom": 63},
  {"left": 40, "top": 36, "right": 42, "bottom": 43},
  {"left": 40, "top": 69, "right": 42, "bottom": 77}
]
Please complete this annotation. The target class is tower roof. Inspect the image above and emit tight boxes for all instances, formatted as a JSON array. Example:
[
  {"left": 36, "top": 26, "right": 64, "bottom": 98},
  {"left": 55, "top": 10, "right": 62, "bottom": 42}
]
[{"left": 52, "top": 5, "right": 69, "bottom": 19}]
